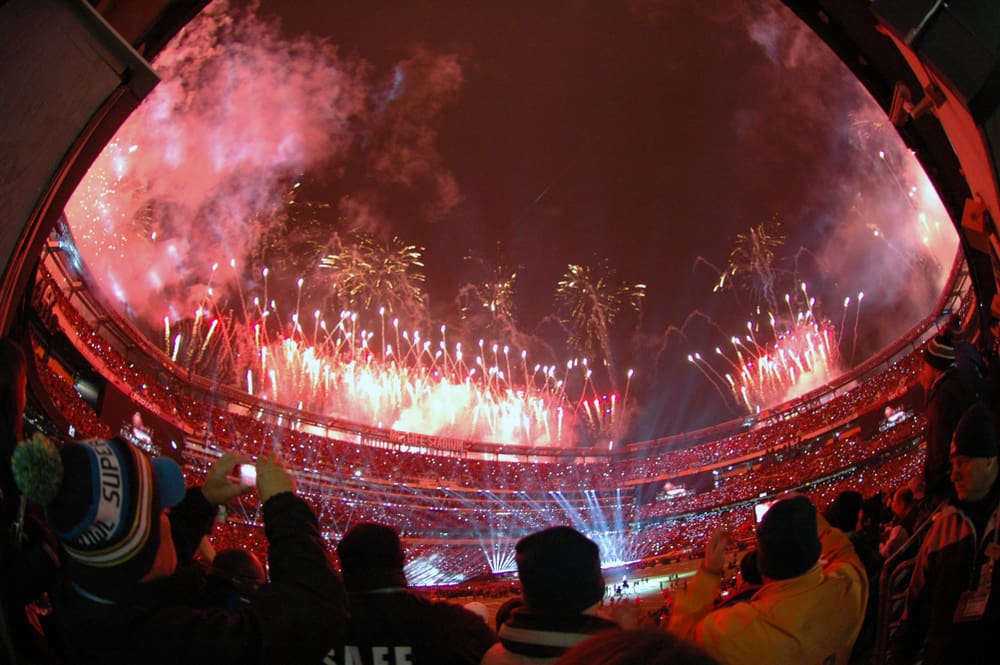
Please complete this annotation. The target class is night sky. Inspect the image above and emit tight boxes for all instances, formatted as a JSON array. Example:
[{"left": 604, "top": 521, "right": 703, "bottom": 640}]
[
  {"left": 256, "top": 0, "right": 953, "bottom": 436},
  {"left": 262, "top": 0, "right": 833, "bottom": 333}
]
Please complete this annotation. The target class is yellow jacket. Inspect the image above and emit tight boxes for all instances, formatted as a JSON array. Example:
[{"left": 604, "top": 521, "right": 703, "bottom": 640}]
[{"left": 668, "top": 516, "right": 867, "bottom": 665}]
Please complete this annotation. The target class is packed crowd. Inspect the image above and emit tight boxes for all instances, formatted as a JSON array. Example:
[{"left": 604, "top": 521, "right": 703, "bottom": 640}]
[
  {"left": 5, "top": 260, "right": 996, "bottom": 664},
  {"left": 24, "top": 272, "right": 931, "bottom": 579},
  {"left": 32, "top": 353, "right": 111, "bottom": 439},
  {"left": 36, "top": 261, "right": 918, "bottom": 477},
  {"left": 174, "top": 432, "right": 925, "bottom": 586}
]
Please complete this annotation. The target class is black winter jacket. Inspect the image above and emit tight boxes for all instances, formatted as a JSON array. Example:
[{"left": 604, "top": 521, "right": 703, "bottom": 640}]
[
  {"left": 321, "top": 587, "right": 496, "bottom": 665},
  {"left": 53, "top": 489, "right": 347, "bottom": 665},
  {"left": 923, "top": 368, "right": 978, "bottom": 502}
]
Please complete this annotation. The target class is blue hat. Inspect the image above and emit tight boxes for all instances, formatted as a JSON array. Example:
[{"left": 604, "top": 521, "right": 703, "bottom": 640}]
[{"left": 13, "top": 436, "right": 186, "bottom": 598}]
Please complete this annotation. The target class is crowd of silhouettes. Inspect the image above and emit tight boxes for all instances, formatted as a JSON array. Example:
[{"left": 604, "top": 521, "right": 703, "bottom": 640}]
[{"left": 3, "top": 302, "right": 1000, "bottom": 665}]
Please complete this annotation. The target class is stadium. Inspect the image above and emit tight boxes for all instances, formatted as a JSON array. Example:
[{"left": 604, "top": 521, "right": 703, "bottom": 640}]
[{"left": 2, "top": 1, "right": 1000, "bottom": 662}]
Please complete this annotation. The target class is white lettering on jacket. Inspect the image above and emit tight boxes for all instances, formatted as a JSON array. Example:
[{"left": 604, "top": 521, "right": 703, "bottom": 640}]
[{"left": 323, "top": 646, "right": 413, "bottom": 665}]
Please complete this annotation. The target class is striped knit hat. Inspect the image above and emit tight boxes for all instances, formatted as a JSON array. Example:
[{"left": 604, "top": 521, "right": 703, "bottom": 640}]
[
  {"left": 922, "top": 333, "right": 955, "bottom": 372},
  {"left": 12, "top": 436, "right": 186, "bottom": 599}
]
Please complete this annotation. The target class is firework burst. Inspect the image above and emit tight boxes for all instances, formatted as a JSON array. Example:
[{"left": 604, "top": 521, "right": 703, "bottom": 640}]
[
  {"left": 457, "top": 245, "right": 520, "bottom": 334},
  {"left": 153, "top": 266, "right": 634, "bottom": 447},
  {"left": 319, "top": 233, "right": 426, "bottom": 318},
  {"left": 719, "top": 219, "right": 786, "bottom": 312},
  {"left": 689, "top": 284, "right": 845, "bottom": 413},
  {"left": 555, "top": 260, "right": 645, "bottom": 387}
]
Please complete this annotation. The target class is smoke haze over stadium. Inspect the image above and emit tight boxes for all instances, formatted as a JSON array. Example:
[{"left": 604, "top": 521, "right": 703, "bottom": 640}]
[{"left": 65, "top": 0, "right": 958, "bottom": 444}]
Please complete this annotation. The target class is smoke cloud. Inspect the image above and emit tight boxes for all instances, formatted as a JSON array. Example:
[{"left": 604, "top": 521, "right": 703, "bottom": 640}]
[
  {"left": 626, "top": 0, "right": 957, "bottom": 434},
  {"left": 63, "top": 0, "right": 961, "bottom": 440},
  {"left": 366, "top": 49, "right": 464, "bottom": 221},
  {"left": 65, "top": 1, "right": 464, "bottom": 326}
]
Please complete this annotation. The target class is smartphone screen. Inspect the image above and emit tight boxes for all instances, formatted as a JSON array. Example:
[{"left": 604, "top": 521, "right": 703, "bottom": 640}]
[
  {"left": 754, "top": 499, "right": 776, "bottom": 524},
  {"left": 238, "top": 464, "right": 257, "bottom": 487}
]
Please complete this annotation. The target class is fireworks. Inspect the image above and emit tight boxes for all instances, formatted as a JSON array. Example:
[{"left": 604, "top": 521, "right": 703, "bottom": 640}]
[
  {"left": 61, "top": 0, "right": 368, "bottom": 326},
  {"left": 319, "top": 233, "right": 427, "bottom": 316},
  {"left": 719, "top": 220, "right": 786, "bottom": 311},
  {"left": 689, "top": 285, "right": 843, "bottom": 414},
  {"left": 152, "top": 269, "right": 632, "bottom": 447},
  {"left": 457, "top": 246, "right": 520, "bottom": 338},
  {"left": 691, "top": 126, "right": 956, "bottom": 415},
  {"left": 54, "top": 2, "right": 642, "bottom": 449},
  {"left": 59, "top": 116, "right": 638, "bottom": 448},
  {"left": 59, "top": 0, "right": 959, "bottom": 448},
  {"left": 555, "top": 260, "right": 646, "bottom": 386}
]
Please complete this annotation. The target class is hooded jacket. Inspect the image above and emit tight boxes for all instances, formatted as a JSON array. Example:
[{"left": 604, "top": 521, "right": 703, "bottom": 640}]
[{"left": 668, "top": 516, "right": 867, "bottom": 665}]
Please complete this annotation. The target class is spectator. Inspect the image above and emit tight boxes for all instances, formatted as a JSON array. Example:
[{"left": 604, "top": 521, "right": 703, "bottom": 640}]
[
  {"left": 482, "top": 526, "right": 617, "bottom": 664},
  {"left": 946, "top": 314, "right": 988, "bottom": 404},
  {"left": 891, "top": 403, "right": 1000, "bottom": 665},
  {"left": 12, "top": 438, "right": 346, "bottom": 664},
  {"left": 919, "top": 333, "right": 979, "bottom": 504},
  {"left": 495, "top": 597, "right": 524, "bottom": 633},
  {"left": 824, "top": 491, "right": 863, "bottom": 535},
  {"left": 205, "top": 548, "right": 267, "bottom": 612},
  {"left": 907, "top": 474, "right": 926, "bottom": 504},
  {"left": 880, "top": 486, "right": 918, "bottom": 558},
  {"left": 859, "top": 492, "right": 890, "bottom": 542},
  {"left": 669, "top": 495, "right": 867, "bottom": 665},
  {"left": 553, "top": 627, "right": 719, "bottom": 665},
  {"left": 324, "top": 522, "right": 496, "bottom": 664},
  {"left": 716, "top": 550, "right": 761, "bottom": 608},
  {"left": 825, "top": 491, "right": 882, "bottom": 663}
]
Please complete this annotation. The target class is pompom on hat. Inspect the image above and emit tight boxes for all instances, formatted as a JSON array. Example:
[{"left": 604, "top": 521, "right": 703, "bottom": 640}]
[{"left": 12, "top": 436, "right": 186, "bottom": 599}]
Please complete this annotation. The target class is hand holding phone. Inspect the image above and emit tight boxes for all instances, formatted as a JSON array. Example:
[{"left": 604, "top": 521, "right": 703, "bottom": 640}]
[
  {"left": 203, "top": 453, "right": 254, "bottom": 505},
  {"left": 256, "top": 452, "right": 296, "bottom": 504}
]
